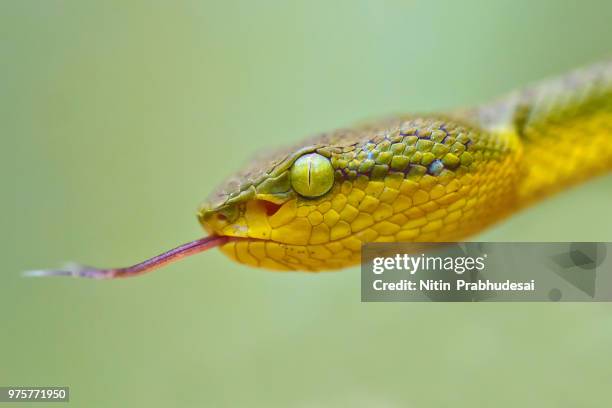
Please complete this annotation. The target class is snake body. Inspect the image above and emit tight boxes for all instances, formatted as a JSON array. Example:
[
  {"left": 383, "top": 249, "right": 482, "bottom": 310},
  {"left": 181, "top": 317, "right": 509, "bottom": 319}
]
[{"left": 199, "top": 62, "right": 612, "bottom": 271}]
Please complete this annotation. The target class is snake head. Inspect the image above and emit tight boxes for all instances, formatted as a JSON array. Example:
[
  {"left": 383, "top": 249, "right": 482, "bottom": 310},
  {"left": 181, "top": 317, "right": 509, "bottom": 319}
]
[
  {"left": 197, "top": 136, "right": 358, "bottom": 270},
  {"left": 198, "top": 117, "right": 520, "bottom": 271}
]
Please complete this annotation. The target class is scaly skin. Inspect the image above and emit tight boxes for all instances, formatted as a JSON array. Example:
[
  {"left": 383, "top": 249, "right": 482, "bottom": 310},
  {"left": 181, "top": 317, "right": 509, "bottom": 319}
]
[{"left": 199, "top": 62, "right": 612, "bottom": 271}]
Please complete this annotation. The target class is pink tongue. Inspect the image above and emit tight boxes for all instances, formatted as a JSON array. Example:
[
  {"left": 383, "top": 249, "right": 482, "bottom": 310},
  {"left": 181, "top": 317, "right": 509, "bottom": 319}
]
[{"left": 24, "top": 235, "right": 231, "bottom": 279}]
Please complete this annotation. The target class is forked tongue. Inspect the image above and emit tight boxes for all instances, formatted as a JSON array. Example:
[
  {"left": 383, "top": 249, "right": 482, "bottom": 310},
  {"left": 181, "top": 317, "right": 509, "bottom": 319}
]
[{"left": 23, "top": 236, "right": 230, "bottom": 279}]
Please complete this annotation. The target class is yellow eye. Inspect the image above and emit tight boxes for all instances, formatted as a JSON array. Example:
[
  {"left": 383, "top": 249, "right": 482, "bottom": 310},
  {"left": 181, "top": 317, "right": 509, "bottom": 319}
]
[{"left": 290, "top": 153, "right": 334, "bottom": 198}]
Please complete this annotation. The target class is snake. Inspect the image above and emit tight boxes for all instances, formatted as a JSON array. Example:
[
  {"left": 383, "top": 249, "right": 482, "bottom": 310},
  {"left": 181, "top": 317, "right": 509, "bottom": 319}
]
[{"left": 29, "top": 61, "right": 612, "bottom": 278}]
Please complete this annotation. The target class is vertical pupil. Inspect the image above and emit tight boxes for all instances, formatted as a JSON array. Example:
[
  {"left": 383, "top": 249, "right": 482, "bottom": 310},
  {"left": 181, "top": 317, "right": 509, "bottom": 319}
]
[{"left": 307, "top": 156, "right": 313, "bottom": 190}]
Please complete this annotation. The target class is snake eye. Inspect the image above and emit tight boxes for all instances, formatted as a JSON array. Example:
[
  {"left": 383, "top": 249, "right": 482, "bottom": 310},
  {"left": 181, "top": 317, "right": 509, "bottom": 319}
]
[{"left": 290, "top": 153, "right": 334, "bottom": 198}]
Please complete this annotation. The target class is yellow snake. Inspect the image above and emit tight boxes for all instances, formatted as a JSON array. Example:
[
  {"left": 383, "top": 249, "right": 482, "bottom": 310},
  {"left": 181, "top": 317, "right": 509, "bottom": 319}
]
[{"left": 29, "top": 61, "right": 612, "bottom": 278}]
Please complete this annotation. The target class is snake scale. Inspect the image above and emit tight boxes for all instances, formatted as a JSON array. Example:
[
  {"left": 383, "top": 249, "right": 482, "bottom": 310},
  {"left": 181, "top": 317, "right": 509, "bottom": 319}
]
[{"left": 30, "top": 61, "right": 612, "bottom": 278}]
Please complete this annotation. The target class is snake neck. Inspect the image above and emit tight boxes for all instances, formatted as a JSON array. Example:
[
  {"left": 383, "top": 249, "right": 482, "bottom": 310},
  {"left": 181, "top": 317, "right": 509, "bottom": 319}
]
[{"left": 464, "top": 61, "right": 612, "bottom": 209}]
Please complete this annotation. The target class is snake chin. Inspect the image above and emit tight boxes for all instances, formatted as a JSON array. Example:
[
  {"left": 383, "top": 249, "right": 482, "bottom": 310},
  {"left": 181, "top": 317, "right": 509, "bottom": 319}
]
[{"left": 217, "top": 236, "right": 359, "bottom": 272}]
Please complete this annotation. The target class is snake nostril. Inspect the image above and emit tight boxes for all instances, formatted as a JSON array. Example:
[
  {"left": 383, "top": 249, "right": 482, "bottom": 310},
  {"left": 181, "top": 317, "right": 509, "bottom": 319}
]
[
  {"left": 262, "top": 201, "right": 282, "bottom": 216},
  {"left": 216, "top": 213, "right": 227, "bottom": 222}
]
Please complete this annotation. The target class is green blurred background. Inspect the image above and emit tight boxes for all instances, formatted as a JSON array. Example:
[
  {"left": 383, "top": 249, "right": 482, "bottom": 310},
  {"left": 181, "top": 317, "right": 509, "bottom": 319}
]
[{"left": 3, "top": 1, "right": 612, "bottom": 407}]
